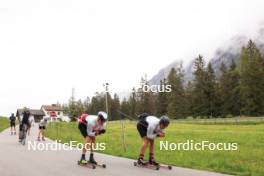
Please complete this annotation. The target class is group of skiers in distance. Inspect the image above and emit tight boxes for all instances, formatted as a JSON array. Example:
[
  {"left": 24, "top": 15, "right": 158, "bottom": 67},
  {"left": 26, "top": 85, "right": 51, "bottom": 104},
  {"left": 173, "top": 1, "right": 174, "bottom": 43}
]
[{"left": 9, "top": 109, "right": 48, "bottom": 142}]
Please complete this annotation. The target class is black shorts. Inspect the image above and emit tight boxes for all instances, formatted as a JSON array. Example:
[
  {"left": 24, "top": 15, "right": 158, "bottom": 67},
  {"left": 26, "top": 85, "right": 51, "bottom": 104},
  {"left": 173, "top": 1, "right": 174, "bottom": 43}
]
[
  {"left": 39, "top": 126, "right": 46, "bottom": 130},
  {"left": 10, "top": 122, "right": 16, "bottom": 127},
  {"left": 137, "top": 120, "right": 148, "bottom": 138},
  {"left": 78, "top": 123, "right": 88, "bottom": 138}
]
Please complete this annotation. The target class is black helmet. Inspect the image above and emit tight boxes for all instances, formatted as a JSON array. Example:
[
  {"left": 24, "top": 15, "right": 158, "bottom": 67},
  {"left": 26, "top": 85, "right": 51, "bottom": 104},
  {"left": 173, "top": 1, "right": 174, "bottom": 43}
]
[{"left": 159, "top": 115, "right": 170, "bottom": 126}]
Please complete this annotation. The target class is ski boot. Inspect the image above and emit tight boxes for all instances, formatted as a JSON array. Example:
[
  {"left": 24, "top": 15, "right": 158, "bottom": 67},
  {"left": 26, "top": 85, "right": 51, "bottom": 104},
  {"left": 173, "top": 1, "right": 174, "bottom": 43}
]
[
  {"left": 80, "top": 154, "right": 88, "bottom": 164},
  {"left": 80, "top": 159, "right": 88, "bottom": 164},
  {"left": 149, "top": 158, "right": 159, "bottom": 166},
  {"left": 137, "top": 157, "right": 148, "bottom": 166},
  {"left": 89, "top": 153, "right": 97, "bottom": 165}
]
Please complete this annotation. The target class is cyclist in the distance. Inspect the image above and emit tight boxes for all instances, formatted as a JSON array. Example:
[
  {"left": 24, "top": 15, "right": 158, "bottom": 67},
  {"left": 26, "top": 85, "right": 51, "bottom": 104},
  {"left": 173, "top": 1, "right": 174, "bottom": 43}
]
[{"left": 18, "top": 109, "right": 31, "bottom": 142}]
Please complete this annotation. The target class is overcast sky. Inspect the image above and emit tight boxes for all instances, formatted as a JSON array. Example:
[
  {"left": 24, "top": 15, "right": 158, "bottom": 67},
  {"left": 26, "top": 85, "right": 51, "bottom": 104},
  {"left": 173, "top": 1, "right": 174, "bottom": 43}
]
[{"left": 0, "top": 0, "right": 264, "bottom": 116}]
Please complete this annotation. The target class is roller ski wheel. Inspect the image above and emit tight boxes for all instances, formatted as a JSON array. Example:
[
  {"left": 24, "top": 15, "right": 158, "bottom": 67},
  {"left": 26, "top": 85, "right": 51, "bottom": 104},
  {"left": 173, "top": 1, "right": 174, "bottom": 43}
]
[
  {"left": 158, "top": 164, "right": 173, "bottom": 170},
  {"left": 92, "top": 163, "right": 106, "bottom": 169}
]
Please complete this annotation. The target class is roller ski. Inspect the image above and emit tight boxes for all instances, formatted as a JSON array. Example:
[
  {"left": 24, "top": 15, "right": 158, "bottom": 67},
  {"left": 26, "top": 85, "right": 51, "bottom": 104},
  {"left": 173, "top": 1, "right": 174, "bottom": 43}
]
[
  {"left": 133, "top": 158, "right": 160, "bottom": 170},
  {"left": 149, "top": 158, "right": 172, "bottom": 170},
  {"left": 89, "top": 153, "right": 106, "bottom": 168},
  {"left": 77, "top": 159, "right": 96, "bottom": 169},
  {"left": 158, "top": 163, "right": 172, "bottom": 170},
  {"left": 92, "top": 162, "right": 106, "bottom": 168},
  {"left": 78, "top": 153, "right": 106, "bottom": 169}
]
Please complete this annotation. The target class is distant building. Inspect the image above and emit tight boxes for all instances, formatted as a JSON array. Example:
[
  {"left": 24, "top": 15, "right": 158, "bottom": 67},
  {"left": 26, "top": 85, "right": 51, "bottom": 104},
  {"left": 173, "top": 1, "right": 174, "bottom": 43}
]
[
  {"left": 17, "top": 104, "right": 70, "bottom": 122},
  {"left": 41, "top": 104, "right": 64, "bottom": 116},
  {"left": 16, "top": 109, "right": 45, "bottom": 122},
  {"left": 42, "top": 104, "right": 71, "bottom": 122}
]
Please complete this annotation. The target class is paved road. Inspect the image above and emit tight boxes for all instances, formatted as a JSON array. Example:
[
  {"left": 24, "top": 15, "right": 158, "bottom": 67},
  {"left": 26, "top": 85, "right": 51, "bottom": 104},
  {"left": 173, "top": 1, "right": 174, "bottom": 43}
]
[{"left": 0, "top": 125, "right": 231, "bottom": 176}]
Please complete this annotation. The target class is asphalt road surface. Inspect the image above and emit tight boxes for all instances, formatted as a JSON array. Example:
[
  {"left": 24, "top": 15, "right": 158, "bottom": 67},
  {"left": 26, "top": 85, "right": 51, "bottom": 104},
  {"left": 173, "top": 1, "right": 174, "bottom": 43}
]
[{"left": 0, "top": 124, "right": 232, "bottom": 176}]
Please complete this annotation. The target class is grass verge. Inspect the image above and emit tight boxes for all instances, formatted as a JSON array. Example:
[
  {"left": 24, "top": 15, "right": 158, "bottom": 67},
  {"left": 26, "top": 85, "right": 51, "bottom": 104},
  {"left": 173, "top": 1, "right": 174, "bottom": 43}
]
[
  {"left": 0, "top": 117, "right": 9, "bottom": 132},
  {"left": 46, "top": 120, "right": 264, "bottom": 176}
]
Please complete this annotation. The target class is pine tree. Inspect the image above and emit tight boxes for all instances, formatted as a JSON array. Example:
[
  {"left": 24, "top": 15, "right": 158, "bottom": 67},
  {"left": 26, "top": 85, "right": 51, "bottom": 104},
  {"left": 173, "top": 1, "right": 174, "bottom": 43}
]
[
  {"left": 128, "top": 88, "right": 137, "bottom": 118},
  {"left": 110, "top": 94, "right": 120, "bottom": 120},
  {"left": 120, "top": 98, "right": 131, "bottom": 119},
  {"left": 89, "top": 92, "right": 106, "bottom": 115},
  {"left": 185, "top": 81, "right": 194, "bottom": 117},
  {"left": 217, "top": 61, "right": 240, "bottom": 117},
  {"left": 167, "top": 65, "right": 187, "bottom": 119},
  {"left": 156, "top": 79, "right": 168, "bottom": 116},
  {"left": 240, "top": 40, "right": 264, "bottom": 116},
  {"left": 75, "top": 99, "right": 85, "bottom": 116},
  {"left": 192, "top": 55, "right": 208, "bottom": 118},
  {"left": 205, "top": 62, "right": 218, "bottom": 117},
  {"left": 83, "top": 96, "right": 90, "bottom": 113},
  {"left": 218, "top": 62, "right": 229, "bottom": 116},
  {"left": 228, "top": 60, "right": 241, "bottom": 116},
  {"left": 136, "top": 76, "right": 156, "bottom": 115}
]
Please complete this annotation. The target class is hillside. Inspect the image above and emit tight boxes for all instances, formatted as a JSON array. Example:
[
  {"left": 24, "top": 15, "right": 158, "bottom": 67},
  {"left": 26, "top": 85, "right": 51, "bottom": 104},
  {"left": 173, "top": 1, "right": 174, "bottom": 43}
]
[{"left": 149, "top": 24, "right": 264, "bottom": 84}]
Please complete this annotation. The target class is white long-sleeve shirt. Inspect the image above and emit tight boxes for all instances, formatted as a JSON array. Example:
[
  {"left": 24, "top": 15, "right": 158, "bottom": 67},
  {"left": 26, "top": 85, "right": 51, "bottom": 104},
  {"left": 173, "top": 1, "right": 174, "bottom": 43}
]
[
  {"left": 146, "top": 116, "right": 163, "bottom": 140},
  {"left": 29, "top": 115, "right": 35, "bottom": 125},
  {"left": 84, "top": 115, "right": 106, "bottom": 137},
  {"left": 39, "top": 119, "right": 48, "bottom": 127}
]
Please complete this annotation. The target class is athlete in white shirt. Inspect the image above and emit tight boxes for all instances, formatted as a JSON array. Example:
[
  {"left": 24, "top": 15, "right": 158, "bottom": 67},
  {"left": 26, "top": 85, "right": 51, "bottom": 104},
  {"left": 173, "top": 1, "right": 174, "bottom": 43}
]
[
  {"left": 137, "top": 113, "right": 170, "bottom": 166},
  {"left": 78, "top": 111, "right": 107, "bottom": 164},
  {"left": 27, "top": 115, "right": 35, "bottom": 136},
  {"left": 37, "top": 117, "right": 49, "bottom": 141}
]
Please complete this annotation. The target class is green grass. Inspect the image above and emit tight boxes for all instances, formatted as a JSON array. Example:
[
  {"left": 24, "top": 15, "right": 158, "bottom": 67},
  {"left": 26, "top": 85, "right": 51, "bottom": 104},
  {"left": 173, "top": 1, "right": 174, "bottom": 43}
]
[
  {"left": 175, "top": 116, "right": 264, "bottom": 125},
  {"left": 46, "top": 120, "right": 264, "bottom": 176},
  {"left": 0, "top": 117, "right": 9, "bottom": 132}
]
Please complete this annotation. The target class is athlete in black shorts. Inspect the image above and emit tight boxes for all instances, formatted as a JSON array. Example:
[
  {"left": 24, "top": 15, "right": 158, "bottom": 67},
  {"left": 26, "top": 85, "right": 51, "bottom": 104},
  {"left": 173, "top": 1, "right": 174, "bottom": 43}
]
[
  {"left": 9, "top": 113, "right": 16, "bottom": 135},
  {"left": 78, "top": 112, "right": 107, "bottom": 164},
  {"left": 137, "top": 113, "right": 170, "bottom": 166}
]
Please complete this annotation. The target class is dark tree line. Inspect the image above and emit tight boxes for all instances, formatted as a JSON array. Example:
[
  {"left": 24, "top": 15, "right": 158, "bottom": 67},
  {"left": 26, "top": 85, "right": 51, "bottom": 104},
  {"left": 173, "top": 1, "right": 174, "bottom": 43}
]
[{"left": 64, "top": 40, "right": 264, "bottom": 120}]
